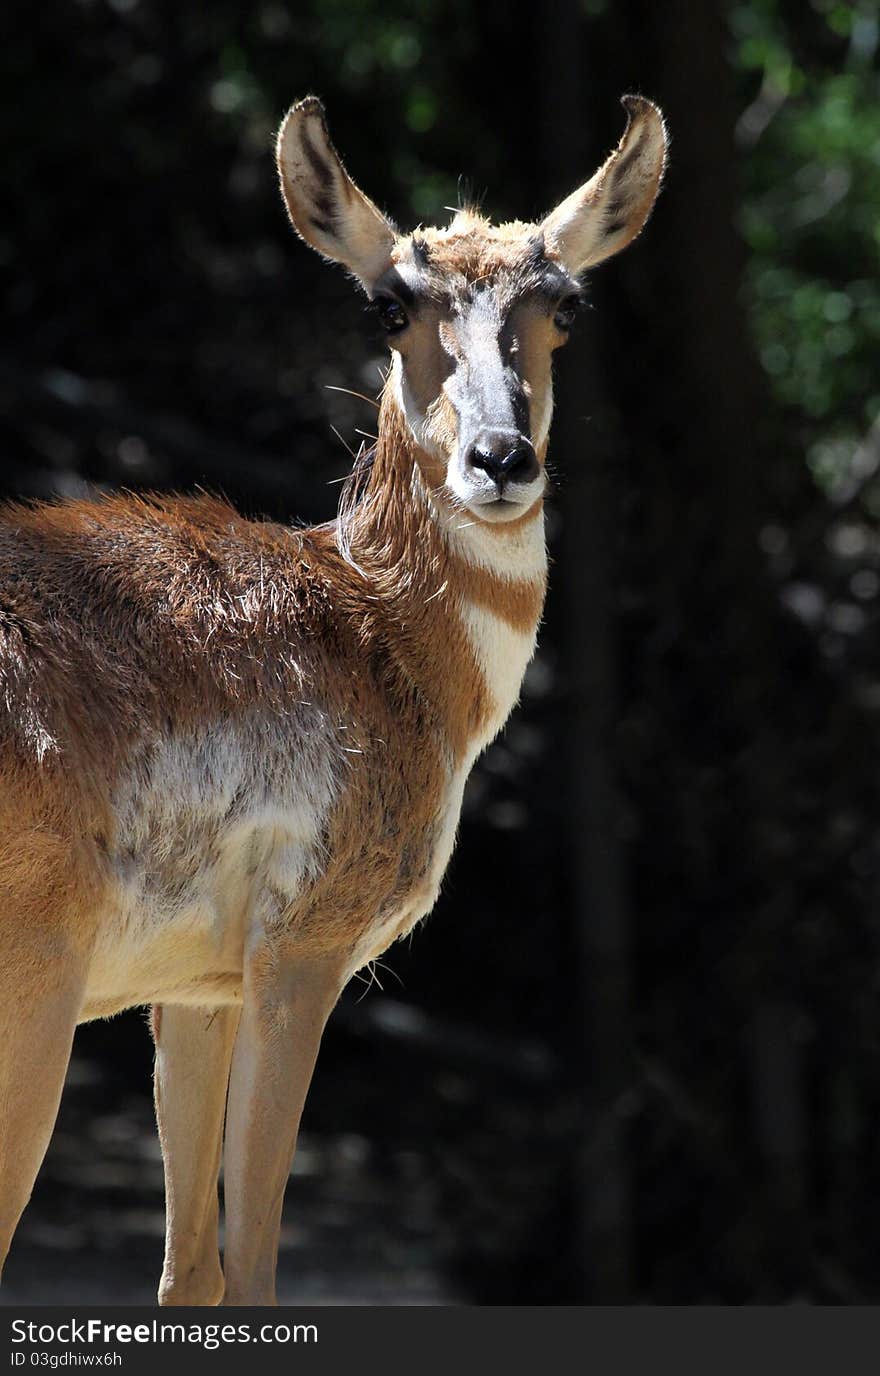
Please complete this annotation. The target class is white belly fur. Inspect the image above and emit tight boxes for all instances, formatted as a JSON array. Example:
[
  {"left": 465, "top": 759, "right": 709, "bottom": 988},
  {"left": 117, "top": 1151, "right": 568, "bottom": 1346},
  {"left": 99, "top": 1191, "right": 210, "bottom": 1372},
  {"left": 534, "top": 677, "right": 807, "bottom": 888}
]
[{"left": 82, "top": 710, "right": 338, "bottom": 1016}]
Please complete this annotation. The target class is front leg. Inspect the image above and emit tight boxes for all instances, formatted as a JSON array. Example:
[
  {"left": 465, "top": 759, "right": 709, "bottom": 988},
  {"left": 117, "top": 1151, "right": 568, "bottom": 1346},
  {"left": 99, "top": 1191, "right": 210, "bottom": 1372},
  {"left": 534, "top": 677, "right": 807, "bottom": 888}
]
[
  {"left": 222, "top": 936, "right": 347, "bottom": 1306},
  {"left": 152, "top": 1004, "right": 240, "bottom": 1306}
]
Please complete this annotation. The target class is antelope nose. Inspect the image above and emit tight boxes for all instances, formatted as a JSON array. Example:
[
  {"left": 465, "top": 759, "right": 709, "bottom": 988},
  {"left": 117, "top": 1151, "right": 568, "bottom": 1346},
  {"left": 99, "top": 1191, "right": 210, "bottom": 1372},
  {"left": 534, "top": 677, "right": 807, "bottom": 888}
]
[{"left": 466, "top": 440, "right": 539, "bottom": 487}]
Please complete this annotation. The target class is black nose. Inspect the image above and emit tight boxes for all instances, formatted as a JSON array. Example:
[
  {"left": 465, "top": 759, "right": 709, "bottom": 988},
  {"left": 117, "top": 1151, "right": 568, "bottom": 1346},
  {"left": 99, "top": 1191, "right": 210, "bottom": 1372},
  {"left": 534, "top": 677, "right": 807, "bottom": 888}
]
[{"left": 466, "top": 440, "right": 539, "bottom": 487}]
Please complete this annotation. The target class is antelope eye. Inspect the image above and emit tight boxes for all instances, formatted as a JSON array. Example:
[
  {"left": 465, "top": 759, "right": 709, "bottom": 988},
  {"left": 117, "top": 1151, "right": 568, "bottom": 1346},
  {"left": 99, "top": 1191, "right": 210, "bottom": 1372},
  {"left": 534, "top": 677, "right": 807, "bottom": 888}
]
[
  {"left": 374, "top": 296, "right": 408, "bottom": 333},
  {"left": 553, "top": 295, "right": 582, "bottom": 331}
]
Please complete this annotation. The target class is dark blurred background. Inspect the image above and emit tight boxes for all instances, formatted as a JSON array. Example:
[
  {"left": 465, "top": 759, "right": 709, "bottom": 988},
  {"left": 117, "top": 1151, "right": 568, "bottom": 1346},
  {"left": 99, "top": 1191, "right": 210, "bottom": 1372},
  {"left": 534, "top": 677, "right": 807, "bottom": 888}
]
[{"left": 3, "top": 0, "right": 880, "bottom": 1305}]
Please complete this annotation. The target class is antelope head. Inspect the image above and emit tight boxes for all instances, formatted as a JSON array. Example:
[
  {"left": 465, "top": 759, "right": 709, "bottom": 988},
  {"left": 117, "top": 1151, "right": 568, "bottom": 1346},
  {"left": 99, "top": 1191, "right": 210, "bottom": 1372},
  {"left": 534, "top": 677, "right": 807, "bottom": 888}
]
[{"left": 277, "top": 96, "right": 667, "bottom": 526}]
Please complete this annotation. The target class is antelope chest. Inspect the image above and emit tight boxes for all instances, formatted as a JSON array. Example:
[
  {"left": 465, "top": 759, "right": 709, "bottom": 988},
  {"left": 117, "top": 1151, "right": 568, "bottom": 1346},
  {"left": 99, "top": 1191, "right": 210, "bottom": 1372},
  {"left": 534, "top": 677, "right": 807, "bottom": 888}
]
[
  {"left": 345, "top": 599, "right": 540, "bottom": 973},
  {"left": 344, "top": 756, "right": 474, "bottom": 974}
]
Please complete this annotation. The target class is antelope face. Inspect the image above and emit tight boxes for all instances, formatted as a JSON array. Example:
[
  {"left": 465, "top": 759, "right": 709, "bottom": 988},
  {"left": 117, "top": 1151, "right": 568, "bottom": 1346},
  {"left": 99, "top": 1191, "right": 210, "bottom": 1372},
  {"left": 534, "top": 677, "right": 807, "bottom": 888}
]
[
  {"left": 368, "top": 224, "right": 578, "bottom": 524},
  {"left": 276, "top": 95, "right": 667, "bottom": 525}
]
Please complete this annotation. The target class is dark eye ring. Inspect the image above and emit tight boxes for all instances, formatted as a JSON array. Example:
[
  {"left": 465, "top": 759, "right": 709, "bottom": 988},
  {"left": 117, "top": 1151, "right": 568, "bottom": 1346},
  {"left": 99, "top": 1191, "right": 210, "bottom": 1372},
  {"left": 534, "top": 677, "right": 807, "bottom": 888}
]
[
  {"left": 373, "top": 296, "right": 408, "bottom": 333},
  {"left": 554, "top": 295, "right": 582, "bottom": 331}
]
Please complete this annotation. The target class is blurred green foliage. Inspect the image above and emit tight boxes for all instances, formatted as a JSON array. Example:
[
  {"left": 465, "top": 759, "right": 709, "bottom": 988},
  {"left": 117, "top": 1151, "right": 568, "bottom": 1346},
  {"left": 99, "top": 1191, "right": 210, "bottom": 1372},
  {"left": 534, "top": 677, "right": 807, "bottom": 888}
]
[
  {"left": 732, "top": 0, "right": 880, "bottom": 498},
  {"left": 7, "top": 0, "right": 879, "bottom": 509}
]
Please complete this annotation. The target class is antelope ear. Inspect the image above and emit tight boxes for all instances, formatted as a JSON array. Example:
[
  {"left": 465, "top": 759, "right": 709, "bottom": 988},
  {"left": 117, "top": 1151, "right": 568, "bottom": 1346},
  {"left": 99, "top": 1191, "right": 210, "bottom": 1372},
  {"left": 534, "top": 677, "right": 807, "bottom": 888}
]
[
  {"left": 276, "top": 96, "right": 396, "bottom": 287},
  {"left": 540, "top": 95, "right": 667, "bottom": 275}
]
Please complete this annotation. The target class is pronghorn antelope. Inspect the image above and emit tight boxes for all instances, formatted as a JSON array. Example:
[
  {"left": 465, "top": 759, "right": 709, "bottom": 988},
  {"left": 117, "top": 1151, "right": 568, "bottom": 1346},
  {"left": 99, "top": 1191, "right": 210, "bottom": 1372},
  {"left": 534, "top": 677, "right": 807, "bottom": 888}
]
[{"left": 0, "top": 94, "right": 666, "bottom": 1305}]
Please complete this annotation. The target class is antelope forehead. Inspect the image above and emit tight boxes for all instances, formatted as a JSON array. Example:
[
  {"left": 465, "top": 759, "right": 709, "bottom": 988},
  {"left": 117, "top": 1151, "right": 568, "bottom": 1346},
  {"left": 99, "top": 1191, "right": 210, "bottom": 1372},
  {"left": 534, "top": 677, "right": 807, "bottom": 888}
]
[{"left": 390, "top": 232, "right": 579, "bottom": 312}]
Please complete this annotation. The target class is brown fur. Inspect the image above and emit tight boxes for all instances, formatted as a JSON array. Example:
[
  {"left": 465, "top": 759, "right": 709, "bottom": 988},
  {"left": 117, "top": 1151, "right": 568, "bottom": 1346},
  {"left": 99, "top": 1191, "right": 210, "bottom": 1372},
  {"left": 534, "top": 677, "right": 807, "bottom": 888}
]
[{"left": 0, "top": 419, "right": 541, "bottom": 952}]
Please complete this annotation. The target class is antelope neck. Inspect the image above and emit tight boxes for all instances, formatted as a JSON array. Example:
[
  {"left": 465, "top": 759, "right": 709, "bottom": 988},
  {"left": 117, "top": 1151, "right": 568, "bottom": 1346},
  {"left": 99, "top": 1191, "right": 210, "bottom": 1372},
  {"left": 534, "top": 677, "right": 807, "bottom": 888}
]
[
  {"left": 345, "top": 392, "right": 547, "bottom": 600},
  {"left": 340, "top": 391, "right": 548, "bottom": 761}
]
